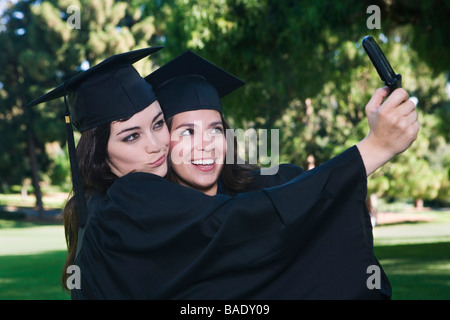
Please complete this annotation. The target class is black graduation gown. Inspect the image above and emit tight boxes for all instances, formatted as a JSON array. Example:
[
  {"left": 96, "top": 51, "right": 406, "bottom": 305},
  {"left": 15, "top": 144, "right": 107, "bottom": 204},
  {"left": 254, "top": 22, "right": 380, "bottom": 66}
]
[
  {"left": 71, "top": 146, "right": 391, "bottom": 299},
  {"left": 217, "top": 163, "right": 306, "bottom": 196}
]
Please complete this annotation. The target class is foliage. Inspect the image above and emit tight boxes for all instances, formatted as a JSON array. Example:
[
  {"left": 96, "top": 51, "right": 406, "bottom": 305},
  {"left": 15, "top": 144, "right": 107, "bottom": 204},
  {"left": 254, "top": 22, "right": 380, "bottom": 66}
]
[
  {"left": 0, "top": 209, "right": 26, "bottom": 220},
  {"left": 0, "top": 0, "right": 449, "bottom": 205},
  {"left": 0, "top": 0, "right": 162, "bottom": 206},
  {"left": 142, "top": 0, "right": 450, "bottom": 204},
  {"left": 46, "top": 143, "right": 72, "bottom": 192}
]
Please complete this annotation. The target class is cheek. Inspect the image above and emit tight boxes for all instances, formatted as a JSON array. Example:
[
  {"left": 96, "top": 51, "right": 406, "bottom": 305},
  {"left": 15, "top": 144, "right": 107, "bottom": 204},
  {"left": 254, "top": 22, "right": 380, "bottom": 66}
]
[
  {"left": 158, "top": 126, "right": 170, "bottom": 148},
  {"left": 107, "top": 140, "right": 118, "bottom": 163},
  {"left": 216, "top": 136, "right": 227, "bottom": 156},
  {"left": 169, "top": 139, "right": 178, "bottom": 153},
  {"left": 221, "top": 136, "right": 227, "bottom": 154},
  {"left": 108, "top": 142, "right": 131, "bottom": 165},
  {"left": 106, "top": 141, "right": 129, "bottom": 176},
  {"left": 107, "top": 137, "right": 143, "bottom": 163},
  {"left": 169, "top": 137, "right": 191, "bottom": 165}
]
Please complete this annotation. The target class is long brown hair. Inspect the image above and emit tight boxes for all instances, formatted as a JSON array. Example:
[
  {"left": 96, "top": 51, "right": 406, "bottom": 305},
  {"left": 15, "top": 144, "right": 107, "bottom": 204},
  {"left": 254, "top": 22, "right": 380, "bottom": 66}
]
[
  {"left": 165, "top": 113, "right": 259, "bottom": 193},
  {"left": 61, "top": 113, "right": 258, "bottom": 290},
  {"left": 61, "top": 123, "right": 116, "bottom": 290}
]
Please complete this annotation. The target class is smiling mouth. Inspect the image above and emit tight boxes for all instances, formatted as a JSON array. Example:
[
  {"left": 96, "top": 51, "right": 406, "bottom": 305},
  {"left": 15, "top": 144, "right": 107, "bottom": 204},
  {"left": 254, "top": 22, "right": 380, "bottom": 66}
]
[
  {"left": 191, "top": 159, "right": 215, "bottom": 166},
  {"left": 191, "top": 159, "right": 216, "bottom": 172}
]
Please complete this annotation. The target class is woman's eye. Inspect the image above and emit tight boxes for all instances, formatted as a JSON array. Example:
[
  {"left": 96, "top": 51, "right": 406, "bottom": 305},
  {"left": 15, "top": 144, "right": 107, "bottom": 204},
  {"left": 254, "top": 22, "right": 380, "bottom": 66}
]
[
  {"left": 154, "top": 119, "right": 166, "bottom": 129},
  {"left": 122, "top": 133, "right": 139, "bottom": 142},
  {"left": 211, "top": 127, "right": 224, "bottom": 134},
  {"left": 180, "top": 128, "right": 194, "bottom": 136}
]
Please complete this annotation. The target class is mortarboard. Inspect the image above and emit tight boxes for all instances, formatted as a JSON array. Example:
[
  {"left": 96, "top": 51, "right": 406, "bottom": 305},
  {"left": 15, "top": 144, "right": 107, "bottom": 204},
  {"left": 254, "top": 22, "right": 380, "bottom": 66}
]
[
  {"left": 27, "top": 46, "right": 163, "bottom": 231},
  {"left": 144, "top": 51, "right": 245, "bottom": 119},
  {"left": 28, "top": 46, "right": 163, "bottom": 131}
]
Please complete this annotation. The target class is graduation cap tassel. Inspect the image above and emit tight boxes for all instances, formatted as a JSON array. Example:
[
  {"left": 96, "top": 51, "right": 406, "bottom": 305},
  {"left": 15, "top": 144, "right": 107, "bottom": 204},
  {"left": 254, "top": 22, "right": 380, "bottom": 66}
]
[
  {"left": 63, "top": 90, "right": 88, "bottom": 229},
  {"left": 25, "top": 47, "right": 165, "bottom": 260}
]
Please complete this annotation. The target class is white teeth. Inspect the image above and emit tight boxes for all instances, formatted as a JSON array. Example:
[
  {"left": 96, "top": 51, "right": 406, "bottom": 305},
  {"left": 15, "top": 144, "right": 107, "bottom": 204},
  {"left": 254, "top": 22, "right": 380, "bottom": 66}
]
[{"left": 192, "top": 159, "right": 215, "bottom": 165}]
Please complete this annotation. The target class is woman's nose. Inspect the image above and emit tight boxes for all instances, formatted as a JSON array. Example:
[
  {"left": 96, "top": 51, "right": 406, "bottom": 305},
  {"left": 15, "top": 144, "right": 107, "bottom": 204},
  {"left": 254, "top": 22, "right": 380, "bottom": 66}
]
[
  {"left": 145, "top": 134, "right": 162, "bottom": 154},
  {"left": 194, "top": 132, "right": 214, "bottom": 152}
]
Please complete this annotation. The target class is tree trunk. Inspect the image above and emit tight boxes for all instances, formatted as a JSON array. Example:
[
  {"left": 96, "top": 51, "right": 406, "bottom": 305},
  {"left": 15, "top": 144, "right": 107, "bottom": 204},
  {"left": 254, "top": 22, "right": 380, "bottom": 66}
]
[
  {"left": 415, "top": 198, "right": 424, "bottom": 210},
  {"left": 27, "top": 130, "right": 44, "bottom": 216}
]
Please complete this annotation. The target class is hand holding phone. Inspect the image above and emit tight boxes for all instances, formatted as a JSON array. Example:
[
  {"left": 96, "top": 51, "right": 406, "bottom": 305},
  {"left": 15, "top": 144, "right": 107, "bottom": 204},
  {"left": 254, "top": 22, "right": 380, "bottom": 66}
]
[{"left": 362, "top": 35, "right": 402, "bottom": 93}]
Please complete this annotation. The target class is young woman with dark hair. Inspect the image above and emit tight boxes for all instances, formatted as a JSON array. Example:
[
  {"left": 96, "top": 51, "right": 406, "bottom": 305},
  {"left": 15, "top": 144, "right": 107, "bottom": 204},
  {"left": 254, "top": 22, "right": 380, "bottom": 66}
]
[
  {"left": 28, "top": 48, "right": 418, "bottom": 300},
  {"left": 164, "top": 112, "right": 262, "bottom": 195},
  {"left": 62, "top": 106, "right": 168, "bottom": 289},
  {"left": 62, "top": 124, "right": 112, "bottom": 288},
  {"left": 146, "top": 51, "right": 418, "bottom": 198}
]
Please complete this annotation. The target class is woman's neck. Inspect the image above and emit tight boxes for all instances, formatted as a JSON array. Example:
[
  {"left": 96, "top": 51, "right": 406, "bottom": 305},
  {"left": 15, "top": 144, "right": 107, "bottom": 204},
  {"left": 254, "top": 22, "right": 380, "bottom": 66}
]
[{"left": 172, "top": 174, "right": 218, "bottom": 196}]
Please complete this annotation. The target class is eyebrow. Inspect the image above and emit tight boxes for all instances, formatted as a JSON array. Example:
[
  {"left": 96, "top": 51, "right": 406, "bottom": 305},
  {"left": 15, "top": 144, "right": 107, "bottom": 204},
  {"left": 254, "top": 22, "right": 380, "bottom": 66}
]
[
  {"left": 153, "top": 111, "right": 164, "bottom": 122},
  {"left": 116, "top": 126, "right": 140, "bottom": 136},
  {"left": 174, "top": 121, "right": 223, "bottom": 131},
  {"left": 116, "top": 111, "right": 164, "bottom": 136},
  {"left": 209, "top": 121, "right": 223, "bottom": 128}
]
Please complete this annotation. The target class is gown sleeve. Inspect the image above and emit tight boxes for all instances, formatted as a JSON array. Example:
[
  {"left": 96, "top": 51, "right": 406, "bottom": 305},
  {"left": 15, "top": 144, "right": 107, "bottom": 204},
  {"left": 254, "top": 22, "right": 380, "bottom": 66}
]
[
  {"left": 217, "top": 163, "right": 305, "bottom": 196},
  {"left": 72, "top": 145, "right": 391, "bottom": 300},
  {"left": 249, "top": 163, "right": 305, "bottom": 189}
]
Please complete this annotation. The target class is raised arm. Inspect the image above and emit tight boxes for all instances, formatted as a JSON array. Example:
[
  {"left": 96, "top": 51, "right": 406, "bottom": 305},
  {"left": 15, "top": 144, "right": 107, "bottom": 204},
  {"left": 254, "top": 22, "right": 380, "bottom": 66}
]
[{"left": 357, "top": 87, "right": 419, "bottom": 176}]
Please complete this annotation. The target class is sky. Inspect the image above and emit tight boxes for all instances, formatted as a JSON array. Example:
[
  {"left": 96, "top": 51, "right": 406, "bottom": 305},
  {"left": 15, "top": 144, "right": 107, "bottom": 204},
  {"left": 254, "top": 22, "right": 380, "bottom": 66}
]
[
  {"left": 0, "top": 0, "right": 19, "bottom": 32},
  {"left": 0, "top": 0, "right": 18, "bottom": 14},
  {"left": 0, "top": 0, "right": 449, "bottom": 96}
]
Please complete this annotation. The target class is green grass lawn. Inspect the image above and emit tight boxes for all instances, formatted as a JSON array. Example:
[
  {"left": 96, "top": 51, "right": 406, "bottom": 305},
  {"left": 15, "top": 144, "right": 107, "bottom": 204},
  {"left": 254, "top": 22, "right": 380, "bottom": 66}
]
[
  {"left": 0, "top": 251, "right": 70, "bottom": 299},
  {"left": 375, "top": 242, "right": 450, "bottom": 300},
  {"left": 0, "top": 209, "right": 449, "bottom": 300},
  {"left": 0, "top": 220, "right": 70, "bottom": 300},
  {"left": 373, "top": 210, "right": 450, "bottom": 300}
]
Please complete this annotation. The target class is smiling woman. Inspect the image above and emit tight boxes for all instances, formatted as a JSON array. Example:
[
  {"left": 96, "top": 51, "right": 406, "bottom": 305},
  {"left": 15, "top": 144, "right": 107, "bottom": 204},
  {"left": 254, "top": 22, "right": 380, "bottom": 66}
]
[
  {"left": 24, "top": 44, "right": 420, "bottom": 300},
  {"left": 168, "top": 109, "right": 227, "bottom": 195},
  {"left": 145, "top": 51, "right": 262, "bottom": 196}
]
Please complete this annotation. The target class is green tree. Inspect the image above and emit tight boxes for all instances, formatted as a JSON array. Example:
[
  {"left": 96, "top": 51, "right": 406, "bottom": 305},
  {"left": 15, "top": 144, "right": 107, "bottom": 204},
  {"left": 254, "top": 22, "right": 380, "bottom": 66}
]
[
  {"left": 0, "top": 0, "right": 160, "bottom": 212},
  {"left": 146, "top": 0, "right": 450, "bottom": 206},
  {"left": 1, "top": 0, "right": 449, "bottom": 210}
]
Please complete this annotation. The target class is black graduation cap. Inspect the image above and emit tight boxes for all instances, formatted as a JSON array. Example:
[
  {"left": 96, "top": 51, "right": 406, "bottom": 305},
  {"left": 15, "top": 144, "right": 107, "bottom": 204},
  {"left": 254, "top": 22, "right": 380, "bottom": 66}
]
[
  {"left": 27, "top": 46, "right": 163, "bottom": 232},
  {"left": 144, "top": 51, "right": 245, "bottom": 119},
  {"left": 28, "top": 46, "right": 163, "bottom": 131}
]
